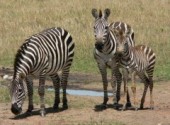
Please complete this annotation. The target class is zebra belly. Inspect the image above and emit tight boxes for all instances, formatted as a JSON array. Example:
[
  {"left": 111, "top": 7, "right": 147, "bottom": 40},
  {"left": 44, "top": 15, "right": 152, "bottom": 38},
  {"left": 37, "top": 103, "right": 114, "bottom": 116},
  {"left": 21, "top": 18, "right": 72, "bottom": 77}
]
[{"left": 45, "top": 57, "right": 68, "bottom": 75}]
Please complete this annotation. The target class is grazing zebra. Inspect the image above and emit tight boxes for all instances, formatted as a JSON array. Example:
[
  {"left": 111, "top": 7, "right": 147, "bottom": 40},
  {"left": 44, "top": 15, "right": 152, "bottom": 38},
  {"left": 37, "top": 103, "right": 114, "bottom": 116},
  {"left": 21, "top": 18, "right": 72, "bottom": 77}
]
[
  {"left": 10, "top": 27, "right": 75, "bottom": 116},
  {"left": 113, "top": 28, "right": 156, "bottom": 110}
]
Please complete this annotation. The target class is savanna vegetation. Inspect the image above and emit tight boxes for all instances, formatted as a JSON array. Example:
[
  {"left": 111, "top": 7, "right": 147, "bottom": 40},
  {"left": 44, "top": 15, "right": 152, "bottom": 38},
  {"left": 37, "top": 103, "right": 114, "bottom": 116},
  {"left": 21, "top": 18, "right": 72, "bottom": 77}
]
[
  {"left": 0, "top": 0, "right": 169, "bottom": 80},
  {"left": 0, "top": 1, "right": 170, "bottom": 124}
]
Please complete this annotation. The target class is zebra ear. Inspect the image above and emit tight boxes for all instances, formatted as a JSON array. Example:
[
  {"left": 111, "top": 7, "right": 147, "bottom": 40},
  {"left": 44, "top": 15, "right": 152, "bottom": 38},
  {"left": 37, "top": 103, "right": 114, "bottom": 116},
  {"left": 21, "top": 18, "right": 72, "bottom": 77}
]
[
  {"left": 91, "top": 8, "right": 98, "bottom": 19},
  {"left": 113, "top": 28, "right": 119, "bottom": 35},
  {"left": 104, "top": 8, "right": 110, "bottom": 19},
  {"left": 126, "top": 29, "right": 133, "bottom": 37},
  {"left": 126, "top": 25, "right": 134, "bottom": 38}
]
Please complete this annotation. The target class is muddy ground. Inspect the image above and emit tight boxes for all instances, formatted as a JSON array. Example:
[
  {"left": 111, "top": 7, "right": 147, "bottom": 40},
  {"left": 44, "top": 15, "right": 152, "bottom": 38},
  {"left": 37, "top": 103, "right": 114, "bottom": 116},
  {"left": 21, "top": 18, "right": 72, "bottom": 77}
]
[{"left": 0, "top": 67, "right": 170, "bottom": 125}]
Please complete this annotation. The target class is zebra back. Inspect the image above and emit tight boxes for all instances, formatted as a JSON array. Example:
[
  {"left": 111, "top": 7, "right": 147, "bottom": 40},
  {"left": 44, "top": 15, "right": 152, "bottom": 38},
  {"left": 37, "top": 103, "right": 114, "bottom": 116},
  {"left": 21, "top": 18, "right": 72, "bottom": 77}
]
[
  {"left": 13, "top": 27, "right": 74, "bottom": 78},
  {"left": 132, "top": 45, "right": 156, "bottom": 73}
]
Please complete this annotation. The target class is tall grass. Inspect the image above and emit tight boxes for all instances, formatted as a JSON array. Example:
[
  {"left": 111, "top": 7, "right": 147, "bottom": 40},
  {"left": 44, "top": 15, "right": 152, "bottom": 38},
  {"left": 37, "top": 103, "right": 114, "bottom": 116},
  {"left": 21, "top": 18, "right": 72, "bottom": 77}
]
[{"left": 0, "top": 0, "right": 169, "bottom": 80}]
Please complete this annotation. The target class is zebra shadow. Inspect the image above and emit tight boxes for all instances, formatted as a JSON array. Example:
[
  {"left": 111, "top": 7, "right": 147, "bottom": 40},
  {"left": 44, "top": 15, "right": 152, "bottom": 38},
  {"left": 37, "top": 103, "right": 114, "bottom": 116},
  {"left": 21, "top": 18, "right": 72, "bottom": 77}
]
[
  {"left": 9, "top": 107, "right": 66, "bottom": 119},
  {"left": 94, "top": 104, "right": 151, "bottom": 112},
  {"left": 94, "top": 103, "right": 123, "bottom": 112}
]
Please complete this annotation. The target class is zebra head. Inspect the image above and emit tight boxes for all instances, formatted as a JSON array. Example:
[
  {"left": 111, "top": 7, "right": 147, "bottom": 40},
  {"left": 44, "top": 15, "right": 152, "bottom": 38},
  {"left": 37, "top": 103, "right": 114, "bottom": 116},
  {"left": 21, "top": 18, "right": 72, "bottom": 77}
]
[
  {"left": 114, "top": 28, "right": 131, "bottom": 55},
  {"left": 10, "top": 73, "right": 27, "bottom": 115},
  {"left": 91, "top": 8, "right": 111, "bottom": 52}
]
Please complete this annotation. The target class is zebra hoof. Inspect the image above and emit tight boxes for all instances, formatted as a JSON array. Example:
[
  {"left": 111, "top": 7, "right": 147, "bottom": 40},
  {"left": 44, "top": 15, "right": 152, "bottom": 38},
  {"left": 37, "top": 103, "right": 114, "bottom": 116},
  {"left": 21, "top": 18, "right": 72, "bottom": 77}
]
[
  {"left": 40, "top": 110, "right": 46, "bottom": 117},
  {"left": 135, "top": 107, "right": 138, "bottom": 111},
  {"left": 100, "top": 104, "right": 107, "bottom": 109},
  {"left": 113, "top": 103, "right": 122, "bottom": 110},
  {"left": 62, "top": 104, "right": 68, "bottom": 110},
  {"left": 26, "top": 110, "right": 32, "bottom": 116},
  {"left": 53, "top": 105, "right": 59, "bottom": 110},
  {"left": 121, "top": 106, "right": 126, "bottom": 111},
  {"left": 150, "top": 107, "right": 154, "bottom": 110},
  {"left": 94, "top": 104, "right": 107, "bottom": 110},
  {"left": 26, "top": 105, "right": 34, "bottom": 114},
  {"left": 126, "top": 102, "right": 132, "bottom": 108},
  {"left": 139, "top": 105, "right": 144, "bottom": 110}
]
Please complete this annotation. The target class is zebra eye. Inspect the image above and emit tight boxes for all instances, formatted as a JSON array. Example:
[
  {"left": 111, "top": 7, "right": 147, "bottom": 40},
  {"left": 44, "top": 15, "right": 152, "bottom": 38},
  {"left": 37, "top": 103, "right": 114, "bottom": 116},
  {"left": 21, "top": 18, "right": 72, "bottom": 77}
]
[{"left": 125, "top": 42, "right": 128, "bottom": 48}]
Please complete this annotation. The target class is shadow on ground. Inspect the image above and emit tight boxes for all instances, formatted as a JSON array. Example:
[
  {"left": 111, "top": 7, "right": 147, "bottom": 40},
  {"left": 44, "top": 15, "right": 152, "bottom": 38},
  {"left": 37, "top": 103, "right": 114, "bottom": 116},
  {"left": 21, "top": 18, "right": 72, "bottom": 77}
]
[{"left": 10, "top": 107, "right": 66, "bottom": 120}]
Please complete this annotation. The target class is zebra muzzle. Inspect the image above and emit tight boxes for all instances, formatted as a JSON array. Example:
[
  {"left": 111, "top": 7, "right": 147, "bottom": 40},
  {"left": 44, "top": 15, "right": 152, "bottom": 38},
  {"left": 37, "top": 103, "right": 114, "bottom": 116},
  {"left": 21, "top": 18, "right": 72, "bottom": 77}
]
[
  {"left": 95, "top": 42, "right": 104, "bottom": 52},
  {"left": 11, "top": 103, "right": 22, "bottom": 115}
]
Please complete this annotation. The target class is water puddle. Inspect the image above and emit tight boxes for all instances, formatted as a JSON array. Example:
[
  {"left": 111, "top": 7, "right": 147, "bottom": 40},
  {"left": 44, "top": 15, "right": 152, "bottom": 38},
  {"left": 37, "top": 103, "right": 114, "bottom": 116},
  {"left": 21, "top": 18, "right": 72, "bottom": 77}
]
[{"left": 47, "top": 88, "right": 112, "bottom": 97}]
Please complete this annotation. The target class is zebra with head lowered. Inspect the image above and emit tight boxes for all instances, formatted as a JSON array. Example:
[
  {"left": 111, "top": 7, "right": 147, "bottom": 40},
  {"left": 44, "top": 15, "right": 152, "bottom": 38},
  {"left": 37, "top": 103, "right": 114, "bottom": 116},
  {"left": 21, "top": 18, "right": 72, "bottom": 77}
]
[
  {"left": 113, "top": 28, "right": 156, "bottom": 110},
  {"left": 91, "top": 8, "right": 135, "bottom": 109},
  {"left": 10, "top": 27, "right": 75, "bottom": 116}
]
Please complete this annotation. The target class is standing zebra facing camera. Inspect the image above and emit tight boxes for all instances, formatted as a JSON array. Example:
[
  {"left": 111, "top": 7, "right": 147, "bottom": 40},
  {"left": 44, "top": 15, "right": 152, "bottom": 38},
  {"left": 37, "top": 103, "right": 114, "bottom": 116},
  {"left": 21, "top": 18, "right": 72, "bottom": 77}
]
[
  {"left": 109, "top": 21, "right": 135, "bottom": 108},
  {"left": 10, "top": 27, "right": 75, "bottom": 116},
  {"left": 91, "top": 8, "right": 135, "bottom": 109},
  {"left": 113, "top": 28, "right": 156, "bottom": 110}
]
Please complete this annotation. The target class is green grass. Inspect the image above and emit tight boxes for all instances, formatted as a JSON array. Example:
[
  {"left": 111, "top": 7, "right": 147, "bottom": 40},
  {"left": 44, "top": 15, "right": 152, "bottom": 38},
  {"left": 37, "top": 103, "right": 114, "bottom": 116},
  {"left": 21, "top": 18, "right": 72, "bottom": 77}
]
[
  {"left": 0, "top": 86, "right": 10, "bottom": 102},
  {"left": 0, "top": 0, "right": 169, "bottom": 80}
]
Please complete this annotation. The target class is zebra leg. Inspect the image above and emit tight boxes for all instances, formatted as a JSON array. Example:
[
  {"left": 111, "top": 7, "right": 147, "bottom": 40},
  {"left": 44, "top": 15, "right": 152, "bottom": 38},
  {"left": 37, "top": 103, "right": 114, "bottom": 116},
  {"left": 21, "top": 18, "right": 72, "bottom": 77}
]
[
  {"left": 140, "top": 82, "right": 149, "bottom": 109},
  {"left": 111, "top": 69, "right": 118, "bottom": 108},
  {"left": 50, "top": 74, "right": 60, "bottom": 110},
  {"left": 131, "top": 71, "right": 138, "bottom": 110},
  {"left": 61, "top": 69, "right": 70, "bottom": 110},
  {"left": 137, "top": 72, "right": 149, "bottom": 109},
  {"left": 111, "top": 67, "right": 122, "bottom": 109},
  {"left": 146, "top": 67, "right": 155, "bottom": 110},
  {"left": 122, "top": 86, "right": 128, "bottom": 111},
  {"left": 116, "top": 69, "right": 122, "bottom": 103},
  {"left": 38, "top": 74, "right": 46, "bottom": 116},
  {"left": 122, "top": 69, "right": 128, "bottom": 110},
  {"left": 122, "top": 68, "right": 132, "bottom": 109},
  {"left": 25, "top": 77, "right": 34, "bottom": 114},
  {"left": 149, "top": 78, "right": 154, "bottom": 110},
  {"left": 99, "top": 64, "right": 108, "bottom": 109}
]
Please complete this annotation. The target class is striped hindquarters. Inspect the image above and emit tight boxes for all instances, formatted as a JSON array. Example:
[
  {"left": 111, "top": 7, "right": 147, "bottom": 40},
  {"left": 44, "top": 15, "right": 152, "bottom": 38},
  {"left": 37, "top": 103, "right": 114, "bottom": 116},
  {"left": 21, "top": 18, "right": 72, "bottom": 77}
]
[{"left": 132, "top": 45, "right": 156, "bottom": 77}]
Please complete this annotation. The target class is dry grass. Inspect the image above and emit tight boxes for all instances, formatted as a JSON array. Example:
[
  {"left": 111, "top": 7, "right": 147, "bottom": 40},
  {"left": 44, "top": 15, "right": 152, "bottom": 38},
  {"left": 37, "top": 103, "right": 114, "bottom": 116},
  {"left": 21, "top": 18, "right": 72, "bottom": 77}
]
[{"left": 0, "top": 0, "right": 169, "bottom": 80}]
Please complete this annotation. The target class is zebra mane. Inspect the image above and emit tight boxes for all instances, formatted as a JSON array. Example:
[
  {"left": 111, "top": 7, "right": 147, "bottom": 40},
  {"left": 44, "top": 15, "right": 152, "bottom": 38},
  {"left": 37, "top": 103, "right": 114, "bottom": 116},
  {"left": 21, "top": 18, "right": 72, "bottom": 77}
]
[
  {"left": 13, "top": 41, "right": 28, "bottom": 78},
  {"left": 99, "top": 10, "right": 102, "bottom": 18}
]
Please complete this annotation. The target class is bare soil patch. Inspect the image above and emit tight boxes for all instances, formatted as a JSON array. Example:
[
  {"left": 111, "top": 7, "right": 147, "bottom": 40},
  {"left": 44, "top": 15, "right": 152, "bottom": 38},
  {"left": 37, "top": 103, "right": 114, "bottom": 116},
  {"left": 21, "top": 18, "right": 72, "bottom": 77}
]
[{"left": 0, "top": 68, "right": 170, "bottom": 125}]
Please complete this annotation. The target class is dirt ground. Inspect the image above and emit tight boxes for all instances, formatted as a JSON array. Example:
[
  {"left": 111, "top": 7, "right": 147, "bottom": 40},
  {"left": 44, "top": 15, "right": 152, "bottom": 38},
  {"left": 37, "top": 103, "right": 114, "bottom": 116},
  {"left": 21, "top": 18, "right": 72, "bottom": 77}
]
[{"left": 0, "top": 68, "right": 170, "bottom": 125}]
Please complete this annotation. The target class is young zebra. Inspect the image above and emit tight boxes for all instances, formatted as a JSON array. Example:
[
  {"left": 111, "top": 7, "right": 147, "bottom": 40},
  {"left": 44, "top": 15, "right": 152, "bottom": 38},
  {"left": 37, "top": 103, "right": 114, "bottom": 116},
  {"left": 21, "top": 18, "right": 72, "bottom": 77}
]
[
  {"left": 109, "top": 22, "right": 135, "bottom": 107},
  {"left": 113, "top": 28, "right": 156, "bottom": 110},
  {"left": 10, "top": 27, "right": 75, "bottom": 116},
  {"left": 91, "top": 8, "right": 135, "bottom": 109}
]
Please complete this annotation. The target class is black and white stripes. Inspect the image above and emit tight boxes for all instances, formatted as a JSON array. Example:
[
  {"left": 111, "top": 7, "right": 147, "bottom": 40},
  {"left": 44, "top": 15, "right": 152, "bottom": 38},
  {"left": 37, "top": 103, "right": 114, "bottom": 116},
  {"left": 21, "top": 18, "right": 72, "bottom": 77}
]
[
  {"left": 91, "top": 8, "right": 135, "bottom": 109},
  {"left": 11, "top": 27, "right": 74, "bottom": 116},
  {"left": 113, "top": 28, "right": 156, "bottom": 110},
  {"left": 109, "top": 22, "right": 135, "bottom": 47}
]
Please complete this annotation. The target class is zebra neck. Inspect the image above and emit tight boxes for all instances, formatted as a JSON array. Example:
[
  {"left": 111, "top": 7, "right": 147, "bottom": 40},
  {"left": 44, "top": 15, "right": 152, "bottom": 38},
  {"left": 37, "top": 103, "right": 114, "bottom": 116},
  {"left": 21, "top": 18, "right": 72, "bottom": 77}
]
[
  {"left": 120, "top": 47, "right": 135, "bottom": 68},
  {"left": 102, "top": 32, "right": 116, "bottom": 55},
  {"left": 13, "top": 69, "right": 26, "bottom": 80}
]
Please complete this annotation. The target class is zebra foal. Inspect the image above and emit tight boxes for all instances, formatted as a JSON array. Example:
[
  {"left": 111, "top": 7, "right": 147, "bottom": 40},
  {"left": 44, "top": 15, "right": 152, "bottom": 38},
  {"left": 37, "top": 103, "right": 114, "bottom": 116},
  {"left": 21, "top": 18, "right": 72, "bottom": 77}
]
[
  {"left": 113, "top": 28, "right": 156, "bottom": 110},
  {"left": 10, "top": 27, "right": 75, "bottom": 116}
]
